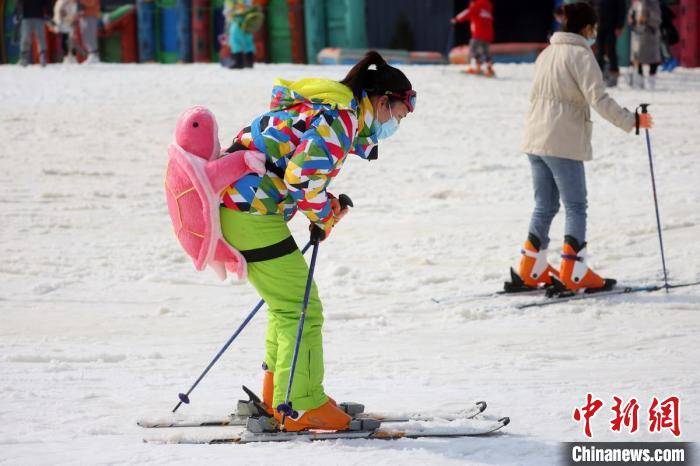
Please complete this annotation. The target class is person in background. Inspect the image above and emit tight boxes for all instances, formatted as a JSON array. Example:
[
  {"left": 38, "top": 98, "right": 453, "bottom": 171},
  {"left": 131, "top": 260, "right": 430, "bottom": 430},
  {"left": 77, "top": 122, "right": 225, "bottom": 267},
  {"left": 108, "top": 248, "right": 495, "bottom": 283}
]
[
  {"left": 52, "top": 0, "right": 80, "bottom": 64},
  {"left": 223, "top": 0, "right": 256, "bottom": 68},
  {"left": 511, "top": 2, "right": 653, "bottom": 294},
  {"left": 627, "top": 0, "right": 661, "bottom": 90},
  {"left": 592, "top": 0, "right": 626, "bottom": 87},
  {"left": 18, "top": 0, "right": 53, "bottom": 66},
  {"left": 451, "top": 0, "right": 495, "bottom": 77},
  {"left": 79, "top": 0, "right": 101, "bottom": 64},
  {"left": 659, "top": 2, "right": 679, "bottom": 72}
]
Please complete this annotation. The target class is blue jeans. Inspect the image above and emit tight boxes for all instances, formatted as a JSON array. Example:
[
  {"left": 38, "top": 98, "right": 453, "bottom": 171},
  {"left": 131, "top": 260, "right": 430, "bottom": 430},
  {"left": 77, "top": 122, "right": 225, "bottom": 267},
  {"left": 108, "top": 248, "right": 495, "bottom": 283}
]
[{"left": 527, "top": 154, "right": 587, "bottom": 249}]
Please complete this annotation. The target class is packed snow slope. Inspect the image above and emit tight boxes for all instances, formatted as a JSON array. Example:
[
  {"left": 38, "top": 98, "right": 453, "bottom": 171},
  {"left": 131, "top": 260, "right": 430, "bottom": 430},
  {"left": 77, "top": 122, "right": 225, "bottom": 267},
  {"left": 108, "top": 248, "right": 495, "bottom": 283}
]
[{"left": 1, "top": 63, "right": 698, "bottom": 465}]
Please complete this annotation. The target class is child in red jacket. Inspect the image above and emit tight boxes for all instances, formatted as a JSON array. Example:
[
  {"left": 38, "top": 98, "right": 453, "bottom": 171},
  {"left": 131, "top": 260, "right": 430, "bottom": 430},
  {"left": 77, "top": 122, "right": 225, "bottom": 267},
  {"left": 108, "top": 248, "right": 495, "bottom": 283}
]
[{"left": 452, "top": 0, "right": 495, "bottom": 77}]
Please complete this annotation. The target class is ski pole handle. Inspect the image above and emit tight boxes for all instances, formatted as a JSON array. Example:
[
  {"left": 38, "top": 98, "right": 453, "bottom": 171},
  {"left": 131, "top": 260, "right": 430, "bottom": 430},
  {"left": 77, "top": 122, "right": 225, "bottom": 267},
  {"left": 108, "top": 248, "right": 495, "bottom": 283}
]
[
  {"left": 338, "top": 193, "right": 354, "bottom": 210},
  {"left": 635, "top": 103, "right": 650, "bottom": 136}
]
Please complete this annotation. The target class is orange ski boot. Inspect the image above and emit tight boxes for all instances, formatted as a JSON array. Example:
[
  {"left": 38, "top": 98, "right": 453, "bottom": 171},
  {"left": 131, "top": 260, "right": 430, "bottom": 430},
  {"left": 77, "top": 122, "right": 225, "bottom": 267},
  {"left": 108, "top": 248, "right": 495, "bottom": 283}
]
[
  {"left": 484, "top": 64, "right": 495, "bottom": 78},
  {"left": 465, "top": 61, "right": 482, "bottom": 75},
  {"left": 275, "top": 400, "right": 351, "bottom": 432},
  {"left": 262, "top": 366, "right": 336, "bottom": 412},
  {"left": 261, "top": 367, "right": 274, "bottom": 416},
  {"left": 556, "top": 236, "right": 616, "bottom": 293},
  {"left": 505, "top": 234, "right": 558, "bottom": 292}
]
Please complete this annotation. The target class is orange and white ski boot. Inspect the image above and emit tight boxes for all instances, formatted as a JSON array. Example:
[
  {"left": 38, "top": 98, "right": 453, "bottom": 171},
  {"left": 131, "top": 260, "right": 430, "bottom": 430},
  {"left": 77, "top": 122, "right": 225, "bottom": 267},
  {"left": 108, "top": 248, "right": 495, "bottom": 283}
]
[
  {"left": 505, "top": 234, "right": 558, "bottom": 292},
  {"left": 465, "top": 62, "right": 482, "bottom": 75},
  {"left": 483, "top": 64, "right": 495, "bottom": 78},
  {"left": 552, "top": 236, "right": 616, "bottom": 294},
  {"left": 262, "top": 366, "right": 337, "bottom": 413},
  {"left": 275, "top": 400, "right": 351, "bottom": 432}
]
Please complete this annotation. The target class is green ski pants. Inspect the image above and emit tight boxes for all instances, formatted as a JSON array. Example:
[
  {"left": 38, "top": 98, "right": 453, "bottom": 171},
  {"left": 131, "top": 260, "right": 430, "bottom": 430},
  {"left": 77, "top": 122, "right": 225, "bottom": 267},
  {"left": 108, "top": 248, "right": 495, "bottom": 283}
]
[{"left": 220, "top": 207, "right": 328, "bottom": 411}]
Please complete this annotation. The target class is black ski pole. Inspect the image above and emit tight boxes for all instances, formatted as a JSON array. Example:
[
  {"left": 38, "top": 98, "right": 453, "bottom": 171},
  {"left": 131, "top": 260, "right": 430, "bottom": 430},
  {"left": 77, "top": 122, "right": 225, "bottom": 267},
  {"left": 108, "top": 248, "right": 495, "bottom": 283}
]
[
  {"left": 636, "top": 103, "right": 669, "bottom": 292},
  {"left": 277, "top": 194, "right": 353, "bottom": 427},
  {"left": 172, "top": 241, "right": 314, "bottom": 413}
]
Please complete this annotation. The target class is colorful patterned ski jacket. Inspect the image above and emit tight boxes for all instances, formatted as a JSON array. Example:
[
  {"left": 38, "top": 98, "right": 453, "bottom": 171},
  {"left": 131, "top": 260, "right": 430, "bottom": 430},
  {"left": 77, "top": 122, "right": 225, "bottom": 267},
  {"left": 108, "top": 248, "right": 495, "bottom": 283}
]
[{"left": 221, "top": 78, "right": 379, "bottom": 235}]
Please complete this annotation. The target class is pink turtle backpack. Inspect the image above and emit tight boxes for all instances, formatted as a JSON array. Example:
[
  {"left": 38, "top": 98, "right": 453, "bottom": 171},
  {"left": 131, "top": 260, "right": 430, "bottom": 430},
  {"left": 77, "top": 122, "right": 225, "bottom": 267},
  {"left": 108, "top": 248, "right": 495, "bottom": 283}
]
[{"left": 164, "top": 106, "right": 266, "bottom": 280}]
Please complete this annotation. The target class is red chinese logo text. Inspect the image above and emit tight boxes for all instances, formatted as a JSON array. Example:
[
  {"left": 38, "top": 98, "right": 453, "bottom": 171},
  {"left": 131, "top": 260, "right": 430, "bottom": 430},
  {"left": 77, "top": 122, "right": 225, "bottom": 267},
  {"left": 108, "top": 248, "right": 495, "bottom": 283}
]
[{"left": 573, "top": 394, "right": 681, "bottom": 438}]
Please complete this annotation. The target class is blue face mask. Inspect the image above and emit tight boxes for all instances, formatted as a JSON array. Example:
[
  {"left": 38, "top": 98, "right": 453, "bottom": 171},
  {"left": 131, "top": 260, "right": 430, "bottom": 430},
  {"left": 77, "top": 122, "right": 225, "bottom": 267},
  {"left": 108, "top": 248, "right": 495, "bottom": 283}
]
[
  {"left": 376, "top": 106, "right": 399, "bottom": 140},
  {"left": 586, "top": 37, "right": 596, "bottom": 47}
]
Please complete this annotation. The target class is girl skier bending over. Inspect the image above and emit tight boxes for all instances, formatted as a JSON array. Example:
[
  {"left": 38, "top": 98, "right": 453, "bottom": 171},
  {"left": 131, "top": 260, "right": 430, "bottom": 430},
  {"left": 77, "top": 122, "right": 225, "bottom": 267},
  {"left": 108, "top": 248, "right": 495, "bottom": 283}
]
[
  {"left": 220, "top": 51, "right": 415, "bottom": 431},
  {"left": 509, "top": 2, "right": 653, "bottom": 293}
]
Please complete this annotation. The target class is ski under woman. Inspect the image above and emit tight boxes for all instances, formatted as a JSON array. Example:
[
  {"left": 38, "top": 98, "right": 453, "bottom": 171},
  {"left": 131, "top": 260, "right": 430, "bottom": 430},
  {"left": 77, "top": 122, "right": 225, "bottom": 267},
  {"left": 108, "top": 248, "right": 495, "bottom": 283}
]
[
  {"left": 219, "top": 51, "right": 415, "bottom": 431},
  {"left": 510, "top": 2, "right": 653, "bottom": 293}
]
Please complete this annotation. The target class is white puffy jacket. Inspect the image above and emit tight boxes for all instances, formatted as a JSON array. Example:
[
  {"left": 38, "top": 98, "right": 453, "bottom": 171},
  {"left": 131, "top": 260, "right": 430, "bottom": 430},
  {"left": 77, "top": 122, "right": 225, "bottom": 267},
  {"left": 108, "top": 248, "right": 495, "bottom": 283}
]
[{"left": 521, "top": 32, "right": 636, "bottom": 161}]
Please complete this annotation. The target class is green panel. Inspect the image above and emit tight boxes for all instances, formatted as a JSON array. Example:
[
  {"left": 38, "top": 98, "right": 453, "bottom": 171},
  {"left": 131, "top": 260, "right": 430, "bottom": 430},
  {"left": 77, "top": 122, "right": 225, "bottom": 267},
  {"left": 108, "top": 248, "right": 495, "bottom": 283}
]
[
  {"left": 156, "top": 0, "right": 177, "bottom": 6},
  {"left": 160, "top": 51, "right": 178, "bottom": 63},
  {"left": 2, "top": 0, "right": 20, "bottom": 64},
  {"left": 99, "top": 34, "right": 123, "bottom": 63},
  {"left": 617, "top": 27, "right": 631, "bottom": 67},
  {"left": 267, "top": 0, "right": 292, "bottom": 63},
  {"left": 304, "top": 0, "right": 325, "bottom": 63},
  {"left": 324, "top": 0, "right": 366, "bottom": 49},
  {"left": 343, "top": 0, "right": 366, "bottom": 48},
  {"left": 106, "top": 4, "right": 135, "bottom": 22},
  {"left": 1, "top": 0, "right": 6, "bottom": 63},
  {"left": 617, "top": 0, "right": 631, "bottom": 67},
  {"left": 325, "top": 0, "right": 347, "bottom": 47}
]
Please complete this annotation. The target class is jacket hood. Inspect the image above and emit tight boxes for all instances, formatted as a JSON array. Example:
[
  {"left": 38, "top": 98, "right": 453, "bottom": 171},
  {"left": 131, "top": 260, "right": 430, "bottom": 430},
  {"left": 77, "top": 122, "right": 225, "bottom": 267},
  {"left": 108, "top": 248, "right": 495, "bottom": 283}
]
[
  {"left": 269, "top": 77, "right": 379, "bottom": 160},
  {"left": 550, "top": 32, "right": 591, "bottom": 49},
  {"left": 270, "top": 78, "right": 355, "bottom": 111}
]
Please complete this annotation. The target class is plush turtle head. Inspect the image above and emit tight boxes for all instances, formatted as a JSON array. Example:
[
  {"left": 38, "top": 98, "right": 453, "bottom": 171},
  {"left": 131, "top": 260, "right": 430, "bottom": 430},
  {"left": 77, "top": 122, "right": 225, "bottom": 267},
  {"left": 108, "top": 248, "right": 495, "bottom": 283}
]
[{"left": 175, "top": 106, "right": 221, "bottom": 161}]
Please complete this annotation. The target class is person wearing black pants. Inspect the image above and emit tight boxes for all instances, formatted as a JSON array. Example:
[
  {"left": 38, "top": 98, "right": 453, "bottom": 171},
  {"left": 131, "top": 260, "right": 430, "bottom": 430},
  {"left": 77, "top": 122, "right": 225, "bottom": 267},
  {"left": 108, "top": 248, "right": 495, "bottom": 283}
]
[
  {"left": 18, "top": 0, "right": 53, "bottom": 66},
  {"left": 592, "top": 0, "right": 627, "bottom": 87}
]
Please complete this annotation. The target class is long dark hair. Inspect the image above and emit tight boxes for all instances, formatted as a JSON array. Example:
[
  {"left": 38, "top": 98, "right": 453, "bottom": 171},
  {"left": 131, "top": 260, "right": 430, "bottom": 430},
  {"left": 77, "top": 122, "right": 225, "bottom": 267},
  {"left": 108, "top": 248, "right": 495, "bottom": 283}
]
[
  {"left": 340, "top": 51, "right": 412, "bottom": 101},
  {"left": 562, "top": 2, "right": 598, "bottom": 34}
]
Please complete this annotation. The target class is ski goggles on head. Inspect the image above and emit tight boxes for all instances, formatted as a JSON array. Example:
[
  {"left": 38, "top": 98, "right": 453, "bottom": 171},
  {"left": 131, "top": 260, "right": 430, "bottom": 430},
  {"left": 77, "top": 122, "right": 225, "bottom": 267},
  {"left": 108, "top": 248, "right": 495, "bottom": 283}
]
[{"left": 385, "top": 89, "right": 417, "bottom": 113}]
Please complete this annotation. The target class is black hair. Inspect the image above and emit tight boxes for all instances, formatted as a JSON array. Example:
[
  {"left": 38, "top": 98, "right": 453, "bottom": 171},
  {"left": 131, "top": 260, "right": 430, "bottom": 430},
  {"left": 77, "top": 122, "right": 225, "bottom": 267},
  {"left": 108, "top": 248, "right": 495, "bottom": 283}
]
[
  {"left": 562, "top": 2, "right": 598, "bottom": 34},
  {"left": 340, "top": 51, "right": 412, "bottom": 101}
]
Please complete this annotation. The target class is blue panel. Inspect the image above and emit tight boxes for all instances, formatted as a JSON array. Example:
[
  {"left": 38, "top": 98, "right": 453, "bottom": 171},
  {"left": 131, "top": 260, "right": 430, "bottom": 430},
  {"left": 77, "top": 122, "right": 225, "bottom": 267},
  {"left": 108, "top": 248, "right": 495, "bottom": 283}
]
[
  {"left": 160, "top": 7, "right": 178, "bottom": 53},
  {"left": 137, "top": 0, "right": 157, "bottom": 61}
]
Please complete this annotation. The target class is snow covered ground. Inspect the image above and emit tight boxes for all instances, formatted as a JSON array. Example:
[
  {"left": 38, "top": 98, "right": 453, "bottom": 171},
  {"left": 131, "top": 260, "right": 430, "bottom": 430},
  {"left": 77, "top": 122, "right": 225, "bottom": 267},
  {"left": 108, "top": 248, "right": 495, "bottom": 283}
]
[{"left": 1, "top": 62, "right": 698, "bottom": 465}]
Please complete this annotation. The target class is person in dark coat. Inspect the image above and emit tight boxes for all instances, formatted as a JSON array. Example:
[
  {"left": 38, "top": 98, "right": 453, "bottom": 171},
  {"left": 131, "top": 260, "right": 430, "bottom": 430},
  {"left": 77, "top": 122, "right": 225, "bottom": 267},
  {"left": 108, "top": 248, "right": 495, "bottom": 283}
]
[
  {"left": 592, "top": 0, "right": 626, "bottom": 87},
  {"left": 18, "top": 0, "right": 53, "bottom": 66},
  {"left": 628, "top": 0, "right": 662, "bottom": 90}
]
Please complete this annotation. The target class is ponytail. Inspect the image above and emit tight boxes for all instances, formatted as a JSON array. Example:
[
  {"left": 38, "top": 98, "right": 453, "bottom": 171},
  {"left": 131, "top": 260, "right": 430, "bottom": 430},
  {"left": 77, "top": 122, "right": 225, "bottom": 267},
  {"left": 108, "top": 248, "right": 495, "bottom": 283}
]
[{"left": 340, "top": 50, "right": 412, "bottom": 101}]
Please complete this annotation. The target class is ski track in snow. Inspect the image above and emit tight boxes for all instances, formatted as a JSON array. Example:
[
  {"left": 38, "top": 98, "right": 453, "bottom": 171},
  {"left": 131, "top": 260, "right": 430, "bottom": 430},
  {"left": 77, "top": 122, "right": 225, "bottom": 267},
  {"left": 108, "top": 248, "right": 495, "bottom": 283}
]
[{"left": 0, "top": 63, "right": 698, "bottom": 465}]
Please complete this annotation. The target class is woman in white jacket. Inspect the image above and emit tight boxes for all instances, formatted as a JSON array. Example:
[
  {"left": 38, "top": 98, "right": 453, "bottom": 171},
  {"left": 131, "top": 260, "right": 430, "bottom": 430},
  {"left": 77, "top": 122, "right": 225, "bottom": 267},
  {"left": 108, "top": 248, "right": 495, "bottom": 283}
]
[{"left": 510, "top": 2, "right": 653, "bottom": 293}]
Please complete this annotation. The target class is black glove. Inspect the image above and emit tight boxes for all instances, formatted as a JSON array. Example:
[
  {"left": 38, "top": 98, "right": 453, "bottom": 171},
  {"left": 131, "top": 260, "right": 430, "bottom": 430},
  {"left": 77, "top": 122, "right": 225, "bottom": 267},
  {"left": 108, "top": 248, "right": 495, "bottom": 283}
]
[{"left": 309, "top": 224, "right": 326, "bottom": 244}]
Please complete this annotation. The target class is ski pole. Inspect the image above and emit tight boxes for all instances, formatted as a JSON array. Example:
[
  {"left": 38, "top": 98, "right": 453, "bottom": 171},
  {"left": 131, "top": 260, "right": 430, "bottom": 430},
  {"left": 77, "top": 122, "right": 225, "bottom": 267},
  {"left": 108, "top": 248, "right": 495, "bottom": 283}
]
[
  {"left": 277, "top": 194, "right": 353, "bottom": 427},
  {"left": 172, "top": 241, "right": 314, "bottom": 413},
  {"left": 636, "top": 103, "right": 669, "bottom": 292}
]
